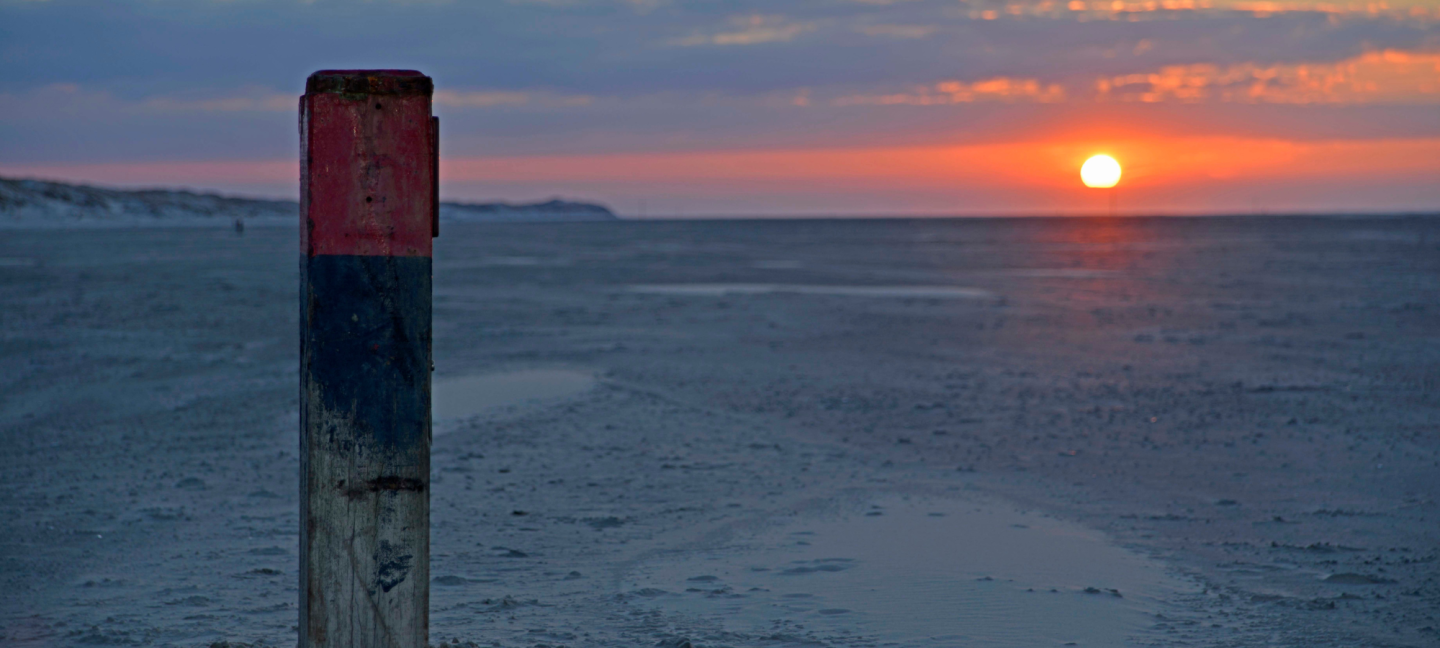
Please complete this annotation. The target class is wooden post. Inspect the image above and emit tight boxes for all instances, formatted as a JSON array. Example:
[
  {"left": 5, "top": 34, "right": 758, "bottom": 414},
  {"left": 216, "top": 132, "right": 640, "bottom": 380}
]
[{"left": 299, "top": 69, "right": 438, "bottom": 648}]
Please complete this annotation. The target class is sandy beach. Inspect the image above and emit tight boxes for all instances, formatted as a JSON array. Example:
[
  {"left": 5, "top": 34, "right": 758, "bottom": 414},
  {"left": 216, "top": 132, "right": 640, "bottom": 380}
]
[{"left": 1, "top": 216, "right": 1437, "bottom": 647}]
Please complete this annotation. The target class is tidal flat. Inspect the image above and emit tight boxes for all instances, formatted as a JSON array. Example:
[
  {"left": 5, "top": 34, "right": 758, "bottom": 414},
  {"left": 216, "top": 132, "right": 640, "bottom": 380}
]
[{"left": 1, "top": 216, "right": 1437, "bottom": 646}]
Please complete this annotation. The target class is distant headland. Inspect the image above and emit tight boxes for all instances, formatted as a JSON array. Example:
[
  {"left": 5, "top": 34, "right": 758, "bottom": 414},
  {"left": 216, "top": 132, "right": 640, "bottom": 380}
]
[{"left": 0, "top": 176, "right": 617, "bottom": 228}]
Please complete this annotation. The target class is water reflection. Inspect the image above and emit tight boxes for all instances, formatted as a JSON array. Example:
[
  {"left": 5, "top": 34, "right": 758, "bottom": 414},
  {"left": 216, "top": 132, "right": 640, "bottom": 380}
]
[{"left": 627, "top": 494, "right": 1190, "bottom": 646}]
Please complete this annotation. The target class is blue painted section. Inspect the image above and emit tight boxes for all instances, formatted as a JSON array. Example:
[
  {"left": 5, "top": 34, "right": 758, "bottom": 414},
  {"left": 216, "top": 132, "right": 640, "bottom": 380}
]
[{"left": 301, "top": 254, "right": 431, "bottom": 455}]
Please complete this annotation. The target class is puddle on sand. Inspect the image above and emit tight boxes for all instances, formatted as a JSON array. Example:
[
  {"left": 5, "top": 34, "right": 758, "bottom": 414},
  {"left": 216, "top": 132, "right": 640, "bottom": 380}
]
[
  {"left": 627, "top": 284, "right": 992, "bottom": 299},
  {"left": 625, "top": 494, "right": 1191, "bottom": 647},
  {"left": 432, "top": 369, "right": 595, "bottom": 420}
]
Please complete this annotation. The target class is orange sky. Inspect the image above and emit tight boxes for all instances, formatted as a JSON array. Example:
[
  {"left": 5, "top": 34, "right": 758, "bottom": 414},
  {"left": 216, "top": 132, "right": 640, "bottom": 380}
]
[
  {"left": 7, "top": 135, "right": 1436, "bottom": 215},
  {"left": 442, "top": 136, "right": 1440, "bottom": 187}
]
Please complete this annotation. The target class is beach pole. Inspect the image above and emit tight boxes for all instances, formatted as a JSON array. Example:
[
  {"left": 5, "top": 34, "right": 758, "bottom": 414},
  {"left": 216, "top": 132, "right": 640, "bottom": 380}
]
[{"left": 299, "top": 69, "right": 438, "bottom": 648}]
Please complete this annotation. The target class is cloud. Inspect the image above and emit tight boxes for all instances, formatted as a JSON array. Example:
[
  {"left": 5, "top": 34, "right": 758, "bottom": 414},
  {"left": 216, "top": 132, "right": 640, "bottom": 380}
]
[
  {"left": 0, "top": 83, "right": 596, "bottom": 122},
  {"left": 0, "top": 83, "right": 95, "bottom": 119},
  {"left": 0, "top": 83, "right": 300, "bottom": 117},
  {"left": 835, "top": 78, "right": 1067, "bottom": 105},
  {"left": 1210, "top": 0, "right": 1439, "bottom": 19},
  {"left": 1098, "top": 49, "right": 1440, "bottom": 104},
  {"left": 620, "top": 0, "right": 668, "bottom": 11},
  {"left": 433, "top": 89, "right": 593, "bottom": 109},
  {"left": 857, "top": 24, "right": 939, "bottom": 39},
  {"left": 759, "top": 47, "right": 1439, "bottom": 109},
  {"left": 143, "top": 90, "right": 293, "bottom": 113},
  {"left": 670, "top": 15, "right": 816, "bottom": 47},
  {"left": 961, "top": 0, "right": 1439, "bottom": 21},
  {"left": 434, "top": 90, "right": 530, "bottom": 108}
]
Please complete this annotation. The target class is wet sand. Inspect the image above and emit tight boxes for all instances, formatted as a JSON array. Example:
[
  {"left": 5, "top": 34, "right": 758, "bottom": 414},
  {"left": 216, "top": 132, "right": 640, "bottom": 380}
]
[
  {"left": 1, "top": 216, "right": 1437, "bottom": 646},
  {"left": 432, "top": 369, "right": 596, "bottom": 421}
]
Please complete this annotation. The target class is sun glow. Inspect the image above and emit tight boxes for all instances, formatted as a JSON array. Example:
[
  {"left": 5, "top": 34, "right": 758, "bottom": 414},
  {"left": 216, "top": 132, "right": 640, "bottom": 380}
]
[{"left": 1081, "top": 154, "right": 1122, "bottom": 188}]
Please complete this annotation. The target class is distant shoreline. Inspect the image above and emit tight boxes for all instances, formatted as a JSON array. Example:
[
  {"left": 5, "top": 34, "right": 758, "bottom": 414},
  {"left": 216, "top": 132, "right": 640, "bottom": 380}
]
[
  {"left": 0, "top": 175, "right": 617, "bottom": 227},
  {"left": 2, "top": 175, "right": 1436, "bottom": 228}
]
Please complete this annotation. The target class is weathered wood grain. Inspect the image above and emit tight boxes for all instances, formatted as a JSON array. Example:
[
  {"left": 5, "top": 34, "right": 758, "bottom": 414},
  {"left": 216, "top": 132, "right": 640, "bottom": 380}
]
[{"left": 299, "top": 69, "right": 435, "bottom": 648}]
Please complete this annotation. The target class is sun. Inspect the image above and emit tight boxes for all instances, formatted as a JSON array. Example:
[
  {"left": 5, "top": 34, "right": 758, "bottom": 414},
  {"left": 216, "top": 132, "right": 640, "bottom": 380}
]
[{"left": 1081, "top": 154, "right": 1122, "bottom": 188}]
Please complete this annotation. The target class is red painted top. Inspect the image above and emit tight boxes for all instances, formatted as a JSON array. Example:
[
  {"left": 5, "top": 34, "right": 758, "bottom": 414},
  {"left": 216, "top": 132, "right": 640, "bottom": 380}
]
[{"left": 301, "top": 71, "right": 435, "bottom": 257}]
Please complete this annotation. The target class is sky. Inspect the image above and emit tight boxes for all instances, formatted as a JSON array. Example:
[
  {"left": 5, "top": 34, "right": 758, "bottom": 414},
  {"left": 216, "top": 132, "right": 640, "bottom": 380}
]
[{"left": 1, "top": 0, "right": 1438, "bottom": 216}]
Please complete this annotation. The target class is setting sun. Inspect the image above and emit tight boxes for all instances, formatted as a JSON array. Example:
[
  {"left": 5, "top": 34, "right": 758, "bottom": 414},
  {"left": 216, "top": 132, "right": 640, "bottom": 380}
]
[{"left": 1081, "top": 154, "right": 1122, "bottom": 188}]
